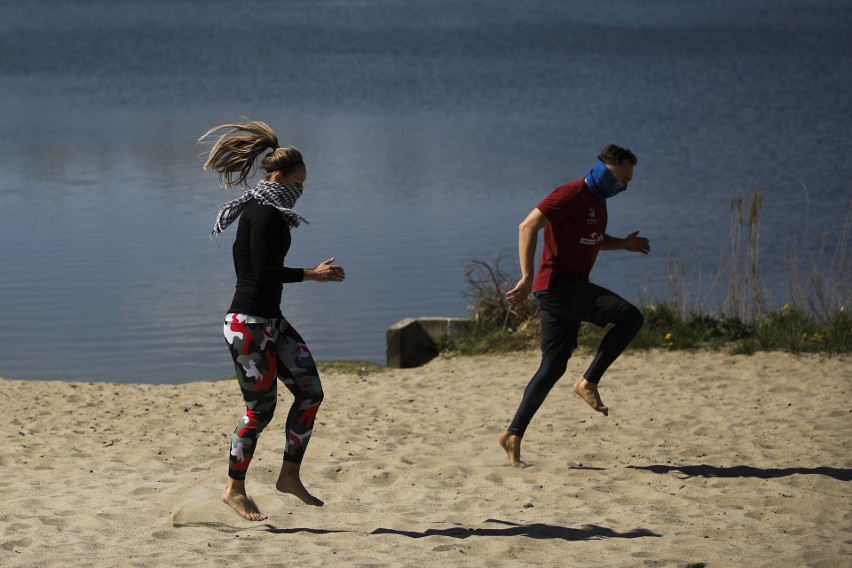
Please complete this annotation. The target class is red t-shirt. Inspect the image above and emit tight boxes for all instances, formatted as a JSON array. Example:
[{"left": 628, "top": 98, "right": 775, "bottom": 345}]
[{"left": 532, "top": 179, "right": 607, "bottom": 292}]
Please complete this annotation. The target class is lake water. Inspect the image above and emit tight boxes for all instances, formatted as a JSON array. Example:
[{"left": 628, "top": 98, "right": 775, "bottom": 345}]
[{"left": 1, "top": 0, "right": 850, "bottom": 383}]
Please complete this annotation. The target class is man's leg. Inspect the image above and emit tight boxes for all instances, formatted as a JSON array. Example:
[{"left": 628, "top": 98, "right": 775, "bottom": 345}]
[
  {"left": 569, "top": 283, "right": 643, "bottom": 415},
  {"left": 583, "top": 300, "right": 643, "bottom": 383},
  {"left": 499, "top": 354, "right": 570, "bottom": 464},
  {"left": 500, "top": 297, "right": 579, "bottom": 465}
]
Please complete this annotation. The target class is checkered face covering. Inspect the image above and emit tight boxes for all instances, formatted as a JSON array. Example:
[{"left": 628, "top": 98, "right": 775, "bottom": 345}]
[{"left": 212, "top": 180, "right": 310, "bottom": 237}]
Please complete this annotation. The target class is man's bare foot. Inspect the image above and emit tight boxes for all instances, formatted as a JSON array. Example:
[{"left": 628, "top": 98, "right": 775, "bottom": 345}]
[
  {"left": 276, "top": 462, "right": 324, "bottom": 507},
  {"left": 222, "top": 479, "right": 268, "bottom": 521},
  {"left": 498, "top": 431, "right": 522, "bottom": 465},
  {"left": 572, "top": 378, "right": 609, "bottom": 416}
]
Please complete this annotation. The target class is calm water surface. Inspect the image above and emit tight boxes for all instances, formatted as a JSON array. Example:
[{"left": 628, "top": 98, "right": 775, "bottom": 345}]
[{"left": 1, "top": 0, "right": 850, "bottom": 383}]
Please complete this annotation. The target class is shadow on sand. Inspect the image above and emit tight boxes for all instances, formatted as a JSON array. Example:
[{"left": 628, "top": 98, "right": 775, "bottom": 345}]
[
  {"left": 180, "top": 518, "right": 660, "bottom": 542},
  {"left": 261, "top": 525, "right": 355, "bottom": 535},
  {"left": 626, "top": 464, "right": 851, "bottom": 481},
  {"left": 371, "top": 519, "right": 660, "bottom": 541},
  {"left": 172, "top": 520, "right": 356, "bottom": 535}
]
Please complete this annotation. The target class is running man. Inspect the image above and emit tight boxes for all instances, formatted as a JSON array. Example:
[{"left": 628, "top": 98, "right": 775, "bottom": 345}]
[{"left": 499, "top": 144, "right": 650, "bottom": 465}]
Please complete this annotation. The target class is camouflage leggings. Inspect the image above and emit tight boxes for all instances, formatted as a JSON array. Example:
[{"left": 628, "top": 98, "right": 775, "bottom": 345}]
[{"left": 224, "top": 313, "right": 324, "bottom": 480}]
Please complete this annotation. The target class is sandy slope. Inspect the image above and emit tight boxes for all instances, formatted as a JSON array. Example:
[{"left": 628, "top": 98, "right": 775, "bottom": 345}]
[{"left": 2, "top": 350, "right": 849, "bottom": 567}]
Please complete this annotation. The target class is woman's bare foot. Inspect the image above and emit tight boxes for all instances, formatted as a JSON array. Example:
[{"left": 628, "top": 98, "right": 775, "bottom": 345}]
[
  {"left": 572, "top": 378, "right": 609, "bottom": 416},
  {"left": 276, "top": 461, "right": 324, "bottom": 507},
  {"left": 498, "top": 431, "right": 522, "bottom": 465},
  {"left": 222, "top": 478, "right": 268, "bottom": 521}
]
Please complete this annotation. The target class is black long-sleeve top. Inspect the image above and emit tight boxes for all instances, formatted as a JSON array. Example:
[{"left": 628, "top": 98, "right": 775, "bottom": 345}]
[{"left": 227, "top": 199, "right": 304, "bottom": 318}]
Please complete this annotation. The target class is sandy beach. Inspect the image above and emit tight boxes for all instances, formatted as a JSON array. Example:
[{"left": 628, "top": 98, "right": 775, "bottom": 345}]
[{"left": 2, "top": 349, "right": 849, "bottom": 567}]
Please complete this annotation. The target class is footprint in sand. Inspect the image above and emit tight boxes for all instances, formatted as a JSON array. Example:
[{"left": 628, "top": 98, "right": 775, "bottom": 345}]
[
  {"left": 367, "top": 470, "right": 398, "bottom": 487},
  {"left": 485, "top": 472, "right": 503, "bottom": 483},
  {"left": 1, "top": 539, "right": 31, "bottom": 552},
  {"left": 170, "top": 499, "right": 246, "bottom": 531}
]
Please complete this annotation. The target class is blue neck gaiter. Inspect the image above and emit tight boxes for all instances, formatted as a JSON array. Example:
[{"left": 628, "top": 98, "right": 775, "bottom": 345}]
[{"left": 584, "top": 160, "right": 627, "bottom": 203}]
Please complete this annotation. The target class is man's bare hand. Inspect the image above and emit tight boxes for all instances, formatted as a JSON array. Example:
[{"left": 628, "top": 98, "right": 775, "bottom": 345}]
[
  {"left": 625, "top": 231, "right": 650, "bottom": 254},
  {"left": 506, "top": 277, "right": 533, "bottom": 306}
]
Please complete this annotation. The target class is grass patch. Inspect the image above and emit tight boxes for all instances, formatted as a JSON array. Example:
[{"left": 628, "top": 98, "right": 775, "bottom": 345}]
[
  {"left": 317, "top": 361, "right": 387, "bottom": 376},
  {"left": 451, "top": 319, "right": 539, "bottom": 356},
  {"left": 450, "top": 304, "right": 851, "bottom": 357},
  {"left": 632, "top": 304, "right": 851, "bottom": 355}
]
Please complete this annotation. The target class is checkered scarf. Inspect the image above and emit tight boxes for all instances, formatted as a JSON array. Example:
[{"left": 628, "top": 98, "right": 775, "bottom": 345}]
[{"left": 211, "top": 180, "right": 310, "bottom": 237}]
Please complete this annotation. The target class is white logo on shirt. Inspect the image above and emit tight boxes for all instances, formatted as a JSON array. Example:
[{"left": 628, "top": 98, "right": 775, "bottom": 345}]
[{"left": 580, "top": 232, "right": 604, "bottom": 246}]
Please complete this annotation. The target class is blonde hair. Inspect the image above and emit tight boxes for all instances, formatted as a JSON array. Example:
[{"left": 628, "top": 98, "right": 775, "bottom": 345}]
[{"left": 199, "top": 120, "right": 304, "bottom": 189}]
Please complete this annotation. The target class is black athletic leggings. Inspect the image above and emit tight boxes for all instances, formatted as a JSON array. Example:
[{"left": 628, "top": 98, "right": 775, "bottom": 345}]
[{"left": 506, "top": 277, "right": 643, "bottom": 438}]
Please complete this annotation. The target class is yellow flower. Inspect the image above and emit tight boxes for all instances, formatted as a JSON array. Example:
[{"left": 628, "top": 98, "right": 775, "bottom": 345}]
[
  {"left": 664, "top": 332, "right": 673, "bottom": 340},
  {"left": 780, "top": 304, "right": 790, "bottom": 311}
]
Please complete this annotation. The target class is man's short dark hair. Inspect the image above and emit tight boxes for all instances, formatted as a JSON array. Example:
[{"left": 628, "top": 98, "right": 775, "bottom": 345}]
[{"left": 598, "top": 144, "right": 637, "bottom": 166}]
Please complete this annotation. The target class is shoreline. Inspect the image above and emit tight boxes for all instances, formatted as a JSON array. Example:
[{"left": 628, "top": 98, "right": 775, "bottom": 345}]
[
  {"left": 6, "top": 343, "right": 849, "bottom": 385},
  {"left": 4, "top": 349, "right": 849, "bottom": 567}
]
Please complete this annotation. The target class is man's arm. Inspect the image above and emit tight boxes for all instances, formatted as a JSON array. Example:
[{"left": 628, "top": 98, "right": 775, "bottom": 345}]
[
  {"left": 506, "top": 208, "right": 550, "bottom": 306},
  {"left": 601, "top": 231, "right": 651, "bottom": 254}
]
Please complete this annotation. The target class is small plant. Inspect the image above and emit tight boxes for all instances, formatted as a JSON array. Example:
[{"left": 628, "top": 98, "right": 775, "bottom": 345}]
[
  {"left": 451, "top": 253, "right": 539, "bottom": 355},
  {"left": 462, "top": 253, "right": 538, "bottom": 332}
]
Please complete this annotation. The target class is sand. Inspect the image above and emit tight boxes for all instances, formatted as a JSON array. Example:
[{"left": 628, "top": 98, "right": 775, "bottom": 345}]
[{"left": 2, "top": 349, "right": 849, "bottom": 567}]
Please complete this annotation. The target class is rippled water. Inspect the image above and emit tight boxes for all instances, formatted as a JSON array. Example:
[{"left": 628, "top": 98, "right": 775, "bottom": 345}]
[{"left": 1, "top": 0, "right": 850, "bottom": 382}]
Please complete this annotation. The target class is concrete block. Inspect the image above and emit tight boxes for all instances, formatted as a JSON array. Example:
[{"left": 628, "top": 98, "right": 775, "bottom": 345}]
[{"left": 386, "top": 317, "right": 473, "bottom": 368}]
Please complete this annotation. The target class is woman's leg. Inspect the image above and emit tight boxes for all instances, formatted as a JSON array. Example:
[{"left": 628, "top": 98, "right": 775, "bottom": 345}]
[
  {"left": 221, "top": 314, "right": 279, "bottom": 520},
  {"left": 225, "top": 315, "right": 279, "bottom": 477},
  {"left": 272, "top": 318, "right": 325, "bottom": 506},
  {"left": 273, "top": 318, "right": 324, "bottom": 462}
]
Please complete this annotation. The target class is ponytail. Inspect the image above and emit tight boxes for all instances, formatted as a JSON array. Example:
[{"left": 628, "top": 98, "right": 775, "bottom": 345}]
[{"left": 199, "top": 120, "right": 281, "bottom": 189}]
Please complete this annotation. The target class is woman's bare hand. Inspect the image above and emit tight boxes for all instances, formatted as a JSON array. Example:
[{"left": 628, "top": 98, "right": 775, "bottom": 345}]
[{"left": 304, "top": 258, "right": 346, "bottom": 282}]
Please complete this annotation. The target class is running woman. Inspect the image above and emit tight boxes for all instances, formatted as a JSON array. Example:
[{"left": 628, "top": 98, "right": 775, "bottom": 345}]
[
  {"left": 200, "top": 120, "right": 345, "bottom": 520},
  {"left": 499, "top": 144, "right": 650, "bottom": 466}
]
